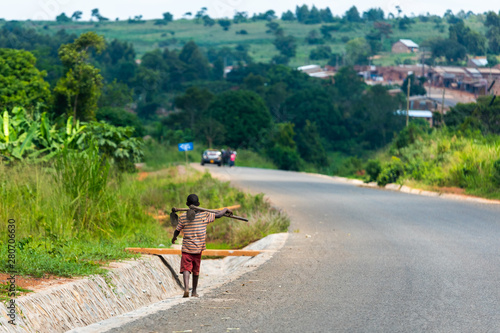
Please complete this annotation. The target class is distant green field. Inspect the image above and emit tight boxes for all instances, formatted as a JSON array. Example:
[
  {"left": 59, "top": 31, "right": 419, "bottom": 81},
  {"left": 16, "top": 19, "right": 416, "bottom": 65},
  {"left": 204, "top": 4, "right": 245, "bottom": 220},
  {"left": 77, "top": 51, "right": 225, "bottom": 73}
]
[{"left": 5, "top": 17, "right": 473, "bottom": 66}]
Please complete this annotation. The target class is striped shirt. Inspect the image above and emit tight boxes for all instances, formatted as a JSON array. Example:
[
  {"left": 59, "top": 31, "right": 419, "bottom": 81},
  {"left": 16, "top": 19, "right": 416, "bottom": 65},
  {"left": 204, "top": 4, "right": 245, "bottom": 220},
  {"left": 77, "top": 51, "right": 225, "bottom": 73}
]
[{"left": 176, "top": 211, "right": 216, "bottom": 254}]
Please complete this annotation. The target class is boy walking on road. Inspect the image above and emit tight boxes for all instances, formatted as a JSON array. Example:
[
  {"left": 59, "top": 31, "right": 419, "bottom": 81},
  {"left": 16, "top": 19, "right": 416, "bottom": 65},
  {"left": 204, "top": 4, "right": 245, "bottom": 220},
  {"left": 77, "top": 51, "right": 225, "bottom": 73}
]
[{"left": 171, "top": 194, "right": 233, "bottom": 297}]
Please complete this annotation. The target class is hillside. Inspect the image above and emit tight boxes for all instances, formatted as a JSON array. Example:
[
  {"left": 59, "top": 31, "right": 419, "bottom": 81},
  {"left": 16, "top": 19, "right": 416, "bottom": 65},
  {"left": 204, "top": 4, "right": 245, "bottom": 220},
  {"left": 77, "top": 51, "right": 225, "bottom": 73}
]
[{"left": 5, "top": 17, "right": 473, "bottom": 67}]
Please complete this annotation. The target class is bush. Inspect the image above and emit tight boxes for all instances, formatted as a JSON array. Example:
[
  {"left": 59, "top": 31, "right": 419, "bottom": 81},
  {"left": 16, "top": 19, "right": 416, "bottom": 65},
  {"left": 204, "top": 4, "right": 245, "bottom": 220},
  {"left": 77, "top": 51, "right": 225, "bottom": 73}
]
[
  {"left": 392, "top": 120, "right": 429, "bottom": 151},
  {"left": 365, "top": 159, "right": 382, "bottom": 182},
  {"left": 268, "top": 145, "right": 302, "bottom": 171},
  {"left": 377, "top": 157, "right": 405, "bottom": 186},
  {"left": 493, "top": 158, "right": 500, "bottom": 185}
]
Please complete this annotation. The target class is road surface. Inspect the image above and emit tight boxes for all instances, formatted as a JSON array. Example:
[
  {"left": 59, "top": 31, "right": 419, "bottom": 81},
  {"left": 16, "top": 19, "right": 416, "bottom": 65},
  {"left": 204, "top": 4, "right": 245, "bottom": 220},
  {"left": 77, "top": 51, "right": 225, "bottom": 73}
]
[{"left": 113, "top": 166, "right": 500, "bottom": 333}]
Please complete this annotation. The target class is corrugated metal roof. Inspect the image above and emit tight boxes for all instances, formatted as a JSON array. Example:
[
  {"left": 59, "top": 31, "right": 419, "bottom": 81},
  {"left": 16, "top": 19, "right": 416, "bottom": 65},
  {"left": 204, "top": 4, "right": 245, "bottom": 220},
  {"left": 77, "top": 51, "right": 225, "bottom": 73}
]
[
  {"left": 399, "top": 39, "right": 419, "bottom": 48},
  {"left": 396, "top": 110, "right": 433, "bottom": 118},
  {"left": 476, "top": 68, "right": 500, "bottom": 75},
  {"left": 470, "top": 58, "right": 488, "bottom": 66},
  {"left": 297, "top": 65, "right": 321, "bottom": 72}
]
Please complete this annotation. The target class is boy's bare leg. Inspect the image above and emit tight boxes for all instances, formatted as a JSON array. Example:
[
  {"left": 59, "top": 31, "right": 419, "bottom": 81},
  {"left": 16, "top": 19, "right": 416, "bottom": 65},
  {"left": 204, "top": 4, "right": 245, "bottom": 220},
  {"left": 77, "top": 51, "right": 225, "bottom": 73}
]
[
  {"left": 183, "top": 271, "right": 190, "bottom": 297},
  {"left": 192, "top": 275, "right": 199, "bottom": 297}
]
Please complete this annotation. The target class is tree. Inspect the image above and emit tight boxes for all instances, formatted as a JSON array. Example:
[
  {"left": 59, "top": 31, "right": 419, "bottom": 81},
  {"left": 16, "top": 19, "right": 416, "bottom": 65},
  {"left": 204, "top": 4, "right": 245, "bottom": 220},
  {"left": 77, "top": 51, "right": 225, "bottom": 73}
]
[
  {"left": 427, "top": 38, "right": 467, "bottom": 62},
  {"left": 283, "top": 87, "right": 345, "bottom": 143},
  {"left": 56, "top": 13, "right": 72, "bottom": 22},
  {"left": 374, "top": 21, "right": 392, "bottom": 39},
  {"left": 398, "top": 16, "right": 413, "bottom": 30},
  {"left": 179, "top": 41, "right": 210, "bottom": 80},
  {"left": 464, "top": 30, "right": 487, "bottom": 55},
  {"left": 233, "top": 12, "right": 248, "bottom": 23},
  {"left": 265, "top": 82, "right": 288, "bottom": 120},
  {"left": 267, "top": 122, "right": 302, "bottom": 170},
  {"left": 218, "top": 19, "right": 231, "bottom": 31},
  {"left": 320, "top": 8, "right": 334, "bottom": 23},
  {"left": 91, "top": 8, "right": 108, "bottom": 22},
  {"left": 305, "top": 30, "right": 323, "bottom": 45},
  {"left": 163, "top": 12, "right": 173, "bottom": 22},
  {"left": 207, "top": 90, "right": 271, "bottom": 148},
  {"left": 281, "top": 10, "right": 295, "bottom": 21},
  {"left": 345, "top": 38, "right": 371, "bottom": 65},
  {"left": 309, "top": 45, "right": 332, "bottom": 60},
  {"left": 53, "top": 32, "right": 106, "bottom": 121},
  {"left": 485, "top": 11, "right": 500, "bottom": 54},
  {"left": 203, "top": 15, "right": 216, "bottom": 27},
  {"left": 266, "top": 22, "right": 280, "bottom": 34},
  {"left": 98, "top": 80, "right": 133, "bottom": 108},
  {"left": 444, "top": 96, "right": 500, "bottom": 135},
  {"left": 333, "top": 66, "right": 366, "bottom": 115},
  {"left": 296, "top": 120, "right": 328, "bottom": 166},
  {"left": 448, "top": 19, "right": 486, "bottom": 54},
  {"left": 295, "top": 5, "right": 310, "bottom": 23},
  {"left": 174, "top": 87, "right": 214, "bottom": 132},
  {"left": 0, "top": 49, "right": 52, "bottom": 113},
  {"left": 273, "top": 34, "right": 297, "bottom": 59},
  {"left": 305, "top": 6, "right": 321, "bottom": 24},
  {"left": 345, "top": 6, "right": 362, "bottom": 23},
  {"left": 401, "top": 74, "right": 426, "bottom": 96},
  {"left": 363, "top": 8, "right": 384, "bottom": 21},
  {"left": 96, "top": 107, "right": 144, "bottom": 136},
  {"left": 356, "top": 85, "right": 404, "bottom": 149},
  {"left": 71, "top": 11, "right": 83, "bottom": 21}
]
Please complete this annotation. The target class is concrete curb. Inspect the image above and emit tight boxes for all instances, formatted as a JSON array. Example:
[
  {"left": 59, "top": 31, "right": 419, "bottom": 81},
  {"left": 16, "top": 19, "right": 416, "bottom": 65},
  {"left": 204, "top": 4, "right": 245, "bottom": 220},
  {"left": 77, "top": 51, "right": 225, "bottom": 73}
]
[
  {"left": 358, "top": 179, "right": 498, "bottom": 204},
  {"left": 67, "top": 233, "right": 288, "bottom": 333},
  {"left": 194, "top": 164, "right": 500, "bottom": 205},
  {"left": 0, "top": 233, "right": 288, "bottom": 333},
  {"left": 0, "top": 256, "right": 183, "bottom": 333}
]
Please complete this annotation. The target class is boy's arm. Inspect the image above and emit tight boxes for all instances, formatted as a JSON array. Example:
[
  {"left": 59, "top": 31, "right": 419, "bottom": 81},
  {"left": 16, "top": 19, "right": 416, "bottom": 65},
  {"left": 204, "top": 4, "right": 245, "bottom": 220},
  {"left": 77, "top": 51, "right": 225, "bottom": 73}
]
[
  {"left": 172, "top": 230, "right": 180, "bottom": 244},
  {"left": 214, "top": 208, "right": 233, "bottom": 219}
]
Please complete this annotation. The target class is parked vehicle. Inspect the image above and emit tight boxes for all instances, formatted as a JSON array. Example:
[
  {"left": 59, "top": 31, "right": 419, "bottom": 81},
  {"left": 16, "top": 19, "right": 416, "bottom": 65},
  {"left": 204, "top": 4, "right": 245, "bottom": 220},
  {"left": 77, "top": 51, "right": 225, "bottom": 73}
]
[{"left": 201, "top": 149, "right": 222, "bottom": 166}]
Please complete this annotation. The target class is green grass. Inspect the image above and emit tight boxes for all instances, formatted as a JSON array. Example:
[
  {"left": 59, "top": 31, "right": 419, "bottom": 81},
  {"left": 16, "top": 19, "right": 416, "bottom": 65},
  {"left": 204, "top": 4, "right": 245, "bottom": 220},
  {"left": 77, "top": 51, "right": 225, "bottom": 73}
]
[
  {"left": 0, "top": 150, "right": 288, "bottom": 278},
  {"left": 397, "top": 130, "right": 500, "bottom": 199},
  {"left": 322, "top": 127, "right": 500, "bottom": 200},
  {"left": 232, "top": 150, "right": 277, "bottom": 169},
  {"left": 143, "top": 140, "right": 277, "bottom": 170},
  {"left": 0, "top": 283, "right": 33, "bottom": 302},
  {"left": 12, "top": 17, "right": 460, "bottom": 65}
]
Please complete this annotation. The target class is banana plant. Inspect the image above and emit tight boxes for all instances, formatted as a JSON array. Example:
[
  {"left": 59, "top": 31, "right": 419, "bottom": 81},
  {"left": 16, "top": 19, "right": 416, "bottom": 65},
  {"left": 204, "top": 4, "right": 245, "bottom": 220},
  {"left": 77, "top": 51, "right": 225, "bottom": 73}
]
[{"left": 64, "top": 116, "right": 86, "bottom": 148}]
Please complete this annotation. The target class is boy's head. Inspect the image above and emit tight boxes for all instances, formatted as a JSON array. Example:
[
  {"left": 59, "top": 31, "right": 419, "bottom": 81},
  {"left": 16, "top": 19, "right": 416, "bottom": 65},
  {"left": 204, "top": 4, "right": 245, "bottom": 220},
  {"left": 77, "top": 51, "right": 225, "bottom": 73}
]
[{"left": 186, "top": 194, "right": 200, "bottom": 207}]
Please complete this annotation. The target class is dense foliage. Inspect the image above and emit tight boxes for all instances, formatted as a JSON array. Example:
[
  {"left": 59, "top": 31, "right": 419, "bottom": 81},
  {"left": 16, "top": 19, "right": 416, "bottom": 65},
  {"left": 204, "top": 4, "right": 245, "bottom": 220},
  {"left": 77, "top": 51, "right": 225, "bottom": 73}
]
[{"left": 0, "top": 107, "right": 143, "bottom": 170}]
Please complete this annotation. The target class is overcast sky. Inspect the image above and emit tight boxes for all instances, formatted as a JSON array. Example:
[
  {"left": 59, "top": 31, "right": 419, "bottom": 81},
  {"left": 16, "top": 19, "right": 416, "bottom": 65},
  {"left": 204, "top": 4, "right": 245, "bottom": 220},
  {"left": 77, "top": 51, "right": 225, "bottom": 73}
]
[{"left": 1, "top": 0, "right": 499, "bottom": 21}]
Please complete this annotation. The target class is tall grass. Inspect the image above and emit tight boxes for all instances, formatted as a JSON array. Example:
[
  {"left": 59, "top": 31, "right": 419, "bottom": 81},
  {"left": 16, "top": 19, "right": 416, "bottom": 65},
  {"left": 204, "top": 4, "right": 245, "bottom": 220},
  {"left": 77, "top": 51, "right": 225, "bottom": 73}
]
[
  {"left": 143, "top": 140, "right": 277, "bottom": 170},
  {"left": 0, "top": 149, "right": 289, "bottom": 277},
  {"left": 387, "top": 129, "right": 500, "bottom": 198}
]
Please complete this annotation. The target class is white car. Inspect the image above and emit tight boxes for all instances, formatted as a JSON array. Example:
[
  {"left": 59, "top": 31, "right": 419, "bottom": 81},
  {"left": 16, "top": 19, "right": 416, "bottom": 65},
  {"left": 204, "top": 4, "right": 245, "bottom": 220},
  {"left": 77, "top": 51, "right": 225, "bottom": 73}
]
[{"left": 201, "top": 149, "right": 222, "bottom": 166}]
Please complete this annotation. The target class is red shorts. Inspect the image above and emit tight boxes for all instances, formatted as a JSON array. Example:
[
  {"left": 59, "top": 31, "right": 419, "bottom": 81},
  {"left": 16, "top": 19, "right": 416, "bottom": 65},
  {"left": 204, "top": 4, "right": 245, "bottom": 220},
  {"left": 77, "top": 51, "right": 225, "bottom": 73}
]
[{"left": 180, "top": 252, "right": 202, "bottom": 275}]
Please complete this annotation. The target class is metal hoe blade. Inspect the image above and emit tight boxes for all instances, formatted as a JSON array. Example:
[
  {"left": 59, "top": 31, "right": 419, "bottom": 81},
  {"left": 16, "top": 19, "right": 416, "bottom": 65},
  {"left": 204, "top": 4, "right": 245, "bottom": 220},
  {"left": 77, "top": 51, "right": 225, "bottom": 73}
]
[{"left": 170, "top": 211, "right": 179, "bottom": 228}]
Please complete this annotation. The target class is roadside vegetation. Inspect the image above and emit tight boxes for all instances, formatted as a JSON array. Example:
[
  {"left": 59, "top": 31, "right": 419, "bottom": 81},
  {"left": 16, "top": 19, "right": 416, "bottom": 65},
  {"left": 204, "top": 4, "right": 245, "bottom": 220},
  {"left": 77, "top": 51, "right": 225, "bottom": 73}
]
[
  {"left": 333, "top": 96, "right": 500, "bottom": 200},
  {"left": 0, "top": 159, "right": 289, "bottom": 278},
  {"left": 0, "top": 31, "right": 288, "bottom": 280},
  {"left": 0, "top": 5, "right": 499, "bottom": 280}
]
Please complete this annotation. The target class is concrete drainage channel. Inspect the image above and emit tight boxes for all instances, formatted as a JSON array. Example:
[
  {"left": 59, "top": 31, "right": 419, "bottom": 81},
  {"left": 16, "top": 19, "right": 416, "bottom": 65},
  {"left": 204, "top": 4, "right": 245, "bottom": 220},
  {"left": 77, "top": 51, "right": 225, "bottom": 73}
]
[{"left": 0, "top": 233, "right": 287, "bottom": 333}]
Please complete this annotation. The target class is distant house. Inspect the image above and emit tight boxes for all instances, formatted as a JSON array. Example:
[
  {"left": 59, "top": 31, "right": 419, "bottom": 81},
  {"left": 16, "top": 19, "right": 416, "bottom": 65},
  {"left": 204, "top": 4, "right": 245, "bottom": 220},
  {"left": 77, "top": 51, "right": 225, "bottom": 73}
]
[
  {"left": 467, "top": 57, "right": 488, "bottom": 68},
  {"left": 377, "top": 64, "right": 428, "bottom": 82},
  {"left": 297, "top": 64, "right": 335, "bottom": 79},
  {"left": 297, "top": 64, "right": 322, "bottom": 74},
  {"left": 392, "top": 39, "right": 419, "bottom": 53}
]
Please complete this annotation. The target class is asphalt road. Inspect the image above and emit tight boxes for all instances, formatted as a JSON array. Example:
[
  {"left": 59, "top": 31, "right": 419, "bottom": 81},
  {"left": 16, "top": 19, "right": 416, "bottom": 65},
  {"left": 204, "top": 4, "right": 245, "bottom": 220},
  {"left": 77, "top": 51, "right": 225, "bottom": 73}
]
[{"left": 114, "top": 166, "right": 500, "bottom": 333}]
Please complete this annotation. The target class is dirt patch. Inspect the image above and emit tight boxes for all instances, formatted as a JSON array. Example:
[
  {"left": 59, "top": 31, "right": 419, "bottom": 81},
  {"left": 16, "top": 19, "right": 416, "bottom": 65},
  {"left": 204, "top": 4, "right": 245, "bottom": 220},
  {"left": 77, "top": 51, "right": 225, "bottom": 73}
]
[
  {"left": 0, "top": 273, "right": 75, "bottom": 293},
  {"left": 137, "top": 171, "right": 149, "bottom": 181},
  {"left": 433, "top": 186, "right": 466, "bottom": 195}
]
